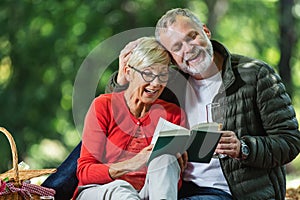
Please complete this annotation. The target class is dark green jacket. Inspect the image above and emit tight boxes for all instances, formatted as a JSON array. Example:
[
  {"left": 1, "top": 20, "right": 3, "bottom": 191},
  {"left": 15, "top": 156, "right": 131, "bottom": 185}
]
[{"left": 106, "top": 40, "right": 300, "bottom": 200}]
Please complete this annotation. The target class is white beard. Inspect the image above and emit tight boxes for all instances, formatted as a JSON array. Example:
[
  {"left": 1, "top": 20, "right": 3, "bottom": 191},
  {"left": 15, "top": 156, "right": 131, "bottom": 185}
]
[{"left": 180, "top": 40, "right": 214, "bottom": 77}]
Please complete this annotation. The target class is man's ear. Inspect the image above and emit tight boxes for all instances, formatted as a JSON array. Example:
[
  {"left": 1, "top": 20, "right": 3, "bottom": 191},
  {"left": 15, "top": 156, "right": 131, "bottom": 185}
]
[{"left": 202, "top": 24, "right": 211, "bottom": 39}]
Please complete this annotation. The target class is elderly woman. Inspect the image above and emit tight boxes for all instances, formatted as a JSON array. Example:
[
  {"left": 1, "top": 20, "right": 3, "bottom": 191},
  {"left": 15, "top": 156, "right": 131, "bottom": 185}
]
[{"left": 73, "top": 37, "right": 187, "bottom": 200}]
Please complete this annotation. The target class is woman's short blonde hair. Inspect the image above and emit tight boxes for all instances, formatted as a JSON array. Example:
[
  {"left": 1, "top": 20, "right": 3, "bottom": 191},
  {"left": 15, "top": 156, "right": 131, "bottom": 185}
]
[{"left": 127, "top": 37, "right": 170, "bottom": 69}]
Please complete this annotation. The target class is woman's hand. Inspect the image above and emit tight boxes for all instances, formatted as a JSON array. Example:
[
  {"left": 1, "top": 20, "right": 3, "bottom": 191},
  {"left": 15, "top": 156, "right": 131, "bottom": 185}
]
[
  {"left": 109, "top": 144, "right": 153, "bottom": 179},
  {"left": 129, "top": 145, "right": 153, "bottom": 171},
  {"left": 176, "top": 151, "right": 188, "bottom": 172}
]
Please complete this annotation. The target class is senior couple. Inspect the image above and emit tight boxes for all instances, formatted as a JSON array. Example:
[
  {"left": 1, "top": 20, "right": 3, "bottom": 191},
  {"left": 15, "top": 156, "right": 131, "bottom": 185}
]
[{"left": 44, "top": 8, "right": 300, "bottom": 200}]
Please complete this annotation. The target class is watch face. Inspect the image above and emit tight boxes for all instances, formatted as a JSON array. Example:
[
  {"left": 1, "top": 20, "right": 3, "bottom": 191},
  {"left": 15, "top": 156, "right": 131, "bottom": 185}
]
[
  {"left": 242, "top": 145, "right": 250, "bottom": 155},
  {"left": 241, "top": 140, "right": 250, "bottom": 158}
]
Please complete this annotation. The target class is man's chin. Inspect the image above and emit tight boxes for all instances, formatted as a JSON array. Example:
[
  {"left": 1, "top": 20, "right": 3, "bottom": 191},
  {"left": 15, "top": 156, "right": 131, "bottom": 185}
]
[
  {"left": 180, "top": 65, "right": 200, "bottom": 75},
  {"left": 187, "top": 71, "right": 202, "bottom": 77}
]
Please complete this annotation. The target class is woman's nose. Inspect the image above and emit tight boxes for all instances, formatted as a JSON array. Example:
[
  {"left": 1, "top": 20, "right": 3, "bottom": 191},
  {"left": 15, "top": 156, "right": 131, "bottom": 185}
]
[{"left": 150, "top": 76, "right": 161, "bottom": 86}]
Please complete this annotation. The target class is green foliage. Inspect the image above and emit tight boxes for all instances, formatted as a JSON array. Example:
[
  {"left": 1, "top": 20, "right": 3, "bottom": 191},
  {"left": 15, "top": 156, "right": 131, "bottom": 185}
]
[
  {"left": 0, "top": 0, "right": 188, "bottom": 172},
  {"left": 0, "top": 0, "right": 299, "bottom": 179}
]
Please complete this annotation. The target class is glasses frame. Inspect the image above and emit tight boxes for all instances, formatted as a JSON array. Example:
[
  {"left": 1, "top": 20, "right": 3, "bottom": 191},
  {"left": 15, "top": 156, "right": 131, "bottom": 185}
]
[{"left": 128, "top": 65, "right": 169, "bottom": 83}]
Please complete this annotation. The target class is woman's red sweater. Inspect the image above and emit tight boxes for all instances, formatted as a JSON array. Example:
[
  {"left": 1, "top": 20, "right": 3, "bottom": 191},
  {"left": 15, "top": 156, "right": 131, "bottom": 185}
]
[{"left": 73, "top": 92, "right": 186, "bottom": 198}]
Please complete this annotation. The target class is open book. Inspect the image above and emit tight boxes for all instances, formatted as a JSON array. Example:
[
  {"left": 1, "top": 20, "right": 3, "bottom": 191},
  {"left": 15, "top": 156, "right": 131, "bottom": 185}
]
[{"left": 148, "top": 117, "right": 222, "bottom": 164}]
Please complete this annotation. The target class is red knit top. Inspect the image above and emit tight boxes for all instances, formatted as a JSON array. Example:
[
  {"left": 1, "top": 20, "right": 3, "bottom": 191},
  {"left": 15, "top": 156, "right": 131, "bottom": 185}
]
[{"left": 73, "top": 91, "right": 186, "bottom": 198}]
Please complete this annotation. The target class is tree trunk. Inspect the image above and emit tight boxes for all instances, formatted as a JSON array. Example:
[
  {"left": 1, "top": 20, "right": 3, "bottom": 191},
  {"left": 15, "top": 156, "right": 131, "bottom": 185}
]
[
  {"left": 278, "top": 0, "right": 297, "bottom": 97},
  {"left": 204, "top": 0, "right": 229, "bottom": 33}
]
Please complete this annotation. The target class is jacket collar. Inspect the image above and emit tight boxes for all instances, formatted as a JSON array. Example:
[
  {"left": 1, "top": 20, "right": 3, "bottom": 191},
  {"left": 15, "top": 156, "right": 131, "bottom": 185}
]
[{"left": 211, "top": 40, "right": 235, "bottom": 93}]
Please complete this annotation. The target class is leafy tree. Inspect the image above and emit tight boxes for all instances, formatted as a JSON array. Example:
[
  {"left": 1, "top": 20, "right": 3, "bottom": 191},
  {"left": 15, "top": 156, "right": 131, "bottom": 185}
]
[
  {"left": 0, "top": 0, "right": 299, "bottom": 179},
  {"left": 0, "top": 0, "right": 188, "bottom": 172}
]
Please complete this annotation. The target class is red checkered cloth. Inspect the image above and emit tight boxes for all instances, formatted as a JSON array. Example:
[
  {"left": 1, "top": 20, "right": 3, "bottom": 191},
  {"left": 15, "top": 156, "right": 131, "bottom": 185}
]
[{"left": 0, "top": 182, "right": 55, "bottom": 199}]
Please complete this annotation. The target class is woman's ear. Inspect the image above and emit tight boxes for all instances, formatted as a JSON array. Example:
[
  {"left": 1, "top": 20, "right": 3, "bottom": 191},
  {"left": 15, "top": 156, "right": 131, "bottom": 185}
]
[{"left": 124, "top": 65, "right": 131, "bottom": 82}]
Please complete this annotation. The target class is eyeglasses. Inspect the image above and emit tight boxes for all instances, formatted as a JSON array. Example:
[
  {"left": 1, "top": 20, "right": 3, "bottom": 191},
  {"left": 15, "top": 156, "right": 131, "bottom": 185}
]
[{"left": 128, "top": 65, "right": 169, "bottom": 83}]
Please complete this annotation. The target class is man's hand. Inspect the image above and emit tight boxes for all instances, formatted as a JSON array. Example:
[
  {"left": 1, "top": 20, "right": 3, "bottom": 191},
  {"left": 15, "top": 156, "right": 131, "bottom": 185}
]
[
  {"left": 176, "top": 151, "right": 188, "bottom": 172},
  {"left": 117, "top": 39, "right": 142, "bottom": 85},
  {"left": 215, "top": 131, "right": 241, "bottom": 159}
]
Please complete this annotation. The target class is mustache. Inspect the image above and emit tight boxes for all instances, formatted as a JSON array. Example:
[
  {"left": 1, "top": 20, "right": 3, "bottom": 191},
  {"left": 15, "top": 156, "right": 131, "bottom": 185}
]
[{"left": 184, "top": 45, "right": 212, "bottom": 62}]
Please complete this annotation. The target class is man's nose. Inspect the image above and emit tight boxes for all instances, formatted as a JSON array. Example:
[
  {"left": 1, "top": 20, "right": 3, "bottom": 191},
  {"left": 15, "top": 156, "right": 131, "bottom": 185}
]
[{"left": 182, "top": 41, "right": 193, "bottom": 53}]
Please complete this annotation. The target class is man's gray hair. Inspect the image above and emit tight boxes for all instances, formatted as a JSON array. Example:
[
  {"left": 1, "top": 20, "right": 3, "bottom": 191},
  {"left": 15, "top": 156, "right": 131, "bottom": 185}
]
[{"left": 155, "top": 8, "right": 203, "bottom": 42}]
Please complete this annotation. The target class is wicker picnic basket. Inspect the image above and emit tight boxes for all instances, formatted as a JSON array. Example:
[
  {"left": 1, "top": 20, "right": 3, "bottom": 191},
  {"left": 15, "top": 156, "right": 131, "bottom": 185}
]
[{"left": 0, "top": 127, "right": 57, "bottom": 200}]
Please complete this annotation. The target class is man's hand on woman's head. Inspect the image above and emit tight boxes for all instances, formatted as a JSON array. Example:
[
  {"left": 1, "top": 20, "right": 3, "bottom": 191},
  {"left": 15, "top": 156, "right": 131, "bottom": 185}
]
[{"left": 117, "top": 39, "right": 143, "bottom": 85}]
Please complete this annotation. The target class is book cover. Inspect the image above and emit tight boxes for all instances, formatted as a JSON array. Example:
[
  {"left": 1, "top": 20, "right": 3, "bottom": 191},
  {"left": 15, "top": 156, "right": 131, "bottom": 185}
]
[{"left": 148, "top": 117, "right": 221, "bottom": 164}]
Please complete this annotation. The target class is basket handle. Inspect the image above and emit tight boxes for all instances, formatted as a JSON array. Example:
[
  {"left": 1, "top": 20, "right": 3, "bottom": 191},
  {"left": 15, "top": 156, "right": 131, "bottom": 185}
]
[{"left": 0, "top": 127, "right": 20, "bottom": 185}]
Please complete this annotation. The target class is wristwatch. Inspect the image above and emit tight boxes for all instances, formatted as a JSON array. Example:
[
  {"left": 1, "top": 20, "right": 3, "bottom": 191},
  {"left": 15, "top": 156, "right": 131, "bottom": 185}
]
[{"left": 240, "top": 139, "right": 250, "bottom": 160}]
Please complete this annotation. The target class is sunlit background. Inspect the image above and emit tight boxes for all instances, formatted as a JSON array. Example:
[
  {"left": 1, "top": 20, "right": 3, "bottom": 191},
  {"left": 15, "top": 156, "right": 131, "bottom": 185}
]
[{"left": 0, "top": 0, "right": 299, "bottom": 188}]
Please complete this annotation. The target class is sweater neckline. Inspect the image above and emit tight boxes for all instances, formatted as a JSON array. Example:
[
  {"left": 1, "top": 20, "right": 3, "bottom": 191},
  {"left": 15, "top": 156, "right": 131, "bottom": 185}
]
[{"left": 120, "top": 91, "right": 153, "bottom": 124}]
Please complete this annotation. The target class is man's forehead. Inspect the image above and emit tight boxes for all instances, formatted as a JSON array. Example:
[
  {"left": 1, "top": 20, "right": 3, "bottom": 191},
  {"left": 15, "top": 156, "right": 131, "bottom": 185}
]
[
  {"left": 159, "top": 28, "right": 192, "bottom": 48},
  {"left": 160, "top": 27, "right": 185, "bottom": 38},
  {"left": 159, "top": 27, "right": 186, "bottom": 46},
  {"left": 159, "top": 16, "right": 199, "bottom": 44}
]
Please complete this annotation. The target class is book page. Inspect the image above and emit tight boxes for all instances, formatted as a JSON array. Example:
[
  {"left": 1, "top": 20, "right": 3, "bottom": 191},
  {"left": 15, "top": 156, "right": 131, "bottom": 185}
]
[
  {"left": 151, "top": 117, "right": 189, "bottom": 145},
  {"left": 148, "top": 117, "right": 190, "bottom": 164},
  {"left": 191, "top": 122, "right": 221, "bottom": 131}
]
